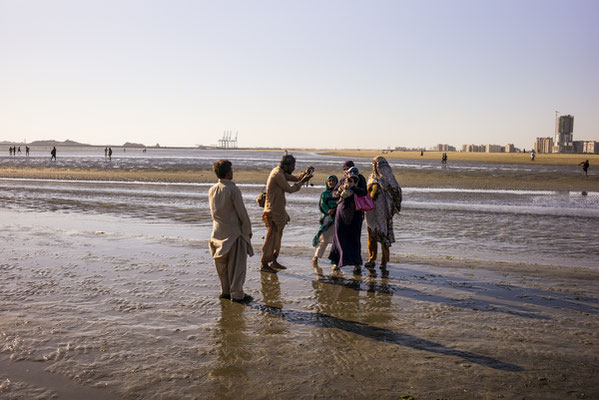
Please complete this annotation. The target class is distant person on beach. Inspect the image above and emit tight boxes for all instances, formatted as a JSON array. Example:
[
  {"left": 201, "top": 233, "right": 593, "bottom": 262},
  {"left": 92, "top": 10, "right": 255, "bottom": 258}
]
[
  {"left": 208, "top": 159, "right": 254, "bottom": 304},
  {"left": 329, "top": 163, "right": 368, "bottom": 273},
  {"left": 25, "top": 146, "right": 30, "bottom": 156},
  {"left": 105, "top": 147, "right": 108, "bottom": 157},
  {"left": 441, "top": 153, "right": 447, "bottom": 164},
  {"left": 530, "top": 150, "right": 535, "bottom": 161},
  {"left": 261, "top": 154, "right": 313, "bottom": 273},
  {"left": 365, "top": 156, "right": 402, "bottom": 271},
  {"left": 312, "top": 174, "right": 338, "bottom": 267},
  {"left": 17, "top": 146, "right": 21, "bottom": 154},
  {"left": 8, "top": 147, "right": 12, "bottom": 156},
  {"left": 108, "top": 147, "right": 113, "bottom": 160},
  {"left": 50, "top": 146, "right": 57, "bottom": 161},
  {"left": 578, "top": 159, "right": 590, "bottom": 177}
]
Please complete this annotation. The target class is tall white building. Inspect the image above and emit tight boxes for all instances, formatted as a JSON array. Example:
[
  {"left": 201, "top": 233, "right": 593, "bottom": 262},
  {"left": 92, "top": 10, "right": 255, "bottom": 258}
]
[{"left": 553, "top": 114, "right": 574, "bottom": 153}]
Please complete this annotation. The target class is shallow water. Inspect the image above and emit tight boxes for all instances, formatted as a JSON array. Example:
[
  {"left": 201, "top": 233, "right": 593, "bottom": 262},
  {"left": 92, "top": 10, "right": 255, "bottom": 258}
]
[
  {"left": 1, "top": 210, "right": 598, "bottom": 399},
  {"left": 1, "top": 174, "right": 597, "bottom": 267}
]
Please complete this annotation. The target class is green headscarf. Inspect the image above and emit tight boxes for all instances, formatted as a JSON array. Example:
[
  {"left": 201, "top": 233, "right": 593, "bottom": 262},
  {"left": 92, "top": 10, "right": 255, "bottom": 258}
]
[{"left": 312, "top": 175, "right": 338, "bottom": 247}]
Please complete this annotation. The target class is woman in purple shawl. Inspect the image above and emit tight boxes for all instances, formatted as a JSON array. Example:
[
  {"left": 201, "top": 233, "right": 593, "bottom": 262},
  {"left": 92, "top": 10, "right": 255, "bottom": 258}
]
[{"left": 328, "top": 163, "right": 367, "bottom": 272}]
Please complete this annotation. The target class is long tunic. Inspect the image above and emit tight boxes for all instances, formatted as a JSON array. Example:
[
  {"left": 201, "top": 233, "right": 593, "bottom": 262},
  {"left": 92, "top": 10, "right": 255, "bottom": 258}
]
[
  {"left": 263, "top": 166, "right": 303, "bottom": 228},
  {"left": 208, "top": 179, "right": 253, "bottom": 258},
  {"left": 328, "top": 174, "right": 367, "bottom": 267}
]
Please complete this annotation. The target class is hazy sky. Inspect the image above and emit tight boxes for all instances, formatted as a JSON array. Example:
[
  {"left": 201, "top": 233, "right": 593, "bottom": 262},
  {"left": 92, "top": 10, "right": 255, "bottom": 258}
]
[{"left": 1, "top": 0, "right": 598, "bottom": 149}]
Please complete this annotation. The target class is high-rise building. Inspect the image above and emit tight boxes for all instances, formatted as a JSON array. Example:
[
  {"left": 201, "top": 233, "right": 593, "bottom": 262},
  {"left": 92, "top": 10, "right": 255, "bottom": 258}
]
[
  {"left": 535, "top": 137, "right": 553, "bottom": 153},
  {"left": 434, "top": 144, "right": 456, "bottom": 152},
  {"left": 554, "top": 114, "right": 574, "bottom": 153},
  {"left": 583, "top": 141, "right": 599, "bottom": 154},
  {"left": 462, "top": 144, "right": 485, "bottom": 152},
  {"left": 485, "top": 144, "right": 504, "bottom": 153}
]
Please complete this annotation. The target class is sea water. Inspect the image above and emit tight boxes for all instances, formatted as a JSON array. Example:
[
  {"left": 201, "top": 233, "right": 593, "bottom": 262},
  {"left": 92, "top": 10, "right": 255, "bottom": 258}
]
[{"left": 1, "top": 149, "right": 597, "bottom": 268}]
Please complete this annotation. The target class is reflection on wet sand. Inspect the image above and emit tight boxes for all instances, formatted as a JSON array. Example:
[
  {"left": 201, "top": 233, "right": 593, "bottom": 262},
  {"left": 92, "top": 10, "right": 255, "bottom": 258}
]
[
  {"left": 253, "top": 267, "right": 521, "bottom": 372},
  {"left": 209, "top": 301, "right": 249, "bottom": 398},
  {"left": 260, "top": 273, "right": 283, "bottom": 309},
  {"left": 285, "top": 268, "right": 551, "bottom": 320}
]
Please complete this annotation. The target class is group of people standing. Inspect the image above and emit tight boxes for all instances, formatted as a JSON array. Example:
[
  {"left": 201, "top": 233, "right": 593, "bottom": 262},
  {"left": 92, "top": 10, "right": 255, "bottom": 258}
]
[
  {"left": 8, "top": 146, "right": 30, "bottom": 156},
  {"left": 312, "top": 158, "right": 402, "bottom": 274},
  {"left": 207, "top": 154, "right": 402, "bottom": 304}
]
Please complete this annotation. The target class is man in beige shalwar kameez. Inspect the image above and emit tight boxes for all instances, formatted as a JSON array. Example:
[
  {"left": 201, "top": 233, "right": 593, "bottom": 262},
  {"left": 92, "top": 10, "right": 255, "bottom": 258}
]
[
  {"left": 261, "top": 154, "right": 311, "bottom": 273},
  {"left": 209, "top": 160, "right": 254, "bottom": 303}
]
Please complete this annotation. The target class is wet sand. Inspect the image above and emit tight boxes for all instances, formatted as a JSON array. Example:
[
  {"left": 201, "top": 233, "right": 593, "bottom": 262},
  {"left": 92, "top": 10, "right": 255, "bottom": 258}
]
[
  {"left": 1, "top": 150, "right": 598, "bottom": 398},
  {"left": 1, "top": 211, "right": 598, "bottom": 399},
  {"left": 1, "top": 164, "right": 598, "bottom": 191},
  {"left": 316, "top": 149, "right": 599, "bottom": 166}
]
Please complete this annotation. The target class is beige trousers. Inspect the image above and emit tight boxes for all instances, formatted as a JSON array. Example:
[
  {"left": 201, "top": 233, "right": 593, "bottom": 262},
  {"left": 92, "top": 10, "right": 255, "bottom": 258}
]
[
  {"left": 261, "top": 215, "right": 284, "bottom": 264},
  {"left": 213, "top": 237, "right": 248, "bottom": 300},
  {"left": 367, "top": 231, "right": 389, "bottom": 266}
]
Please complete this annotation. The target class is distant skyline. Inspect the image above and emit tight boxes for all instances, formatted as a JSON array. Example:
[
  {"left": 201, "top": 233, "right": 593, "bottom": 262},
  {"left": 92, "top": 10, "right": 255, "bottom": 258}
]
[{"left": 1, "top": 0, "right": 598, "bottom": 149}]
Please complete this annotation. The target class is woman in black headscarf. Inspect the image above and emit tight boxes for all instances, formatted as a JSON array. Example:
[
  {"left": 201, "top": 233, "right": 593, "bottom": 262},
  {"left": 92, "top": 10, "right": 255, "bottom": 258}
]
[{"left": 328, "top": 163, "right": 367, "bottom": 272}]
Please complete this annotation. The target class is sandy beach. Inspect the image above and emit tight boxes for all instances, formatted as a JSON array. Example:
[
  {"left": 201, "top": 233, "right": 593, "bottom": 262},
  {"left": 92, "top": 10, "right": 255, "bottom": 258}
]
[
  {"left": 1, "top": 163, "right": 598, "bottom": 192},
  {"left": 317, "top": 149, "right": 599, "bottom": 166},
  {"left": 1, "top": 149, "right": 598, "bottom": 399}
]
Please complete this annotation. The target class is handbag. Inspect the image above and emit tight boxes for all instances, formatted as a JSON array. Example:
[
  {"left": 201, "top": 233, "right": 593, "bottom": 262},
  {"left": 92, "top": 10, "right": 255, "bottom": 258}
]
[
  {"left": 354, "top": 193, "right": 374, "bottom": 212},
  {"left": 256, "top": 191, "right": 266, "bottom": 208}
]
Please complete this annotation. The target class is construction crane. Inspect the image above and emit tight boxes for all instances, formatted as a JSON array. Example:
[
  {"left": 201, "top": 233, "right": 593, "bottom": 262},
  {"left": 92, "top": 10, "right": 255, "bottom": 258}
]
[{"left": 217, "top": 131, "right": 238, "bottom": 148}]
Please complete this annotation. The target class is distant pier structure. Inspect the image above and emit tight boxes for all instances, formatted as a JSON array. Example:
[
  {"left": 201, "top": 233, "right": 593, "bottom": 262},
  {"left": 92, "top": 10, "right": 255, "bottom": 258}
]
[{"left": 217, "top": 131, "right": 238, "bottom": 149}]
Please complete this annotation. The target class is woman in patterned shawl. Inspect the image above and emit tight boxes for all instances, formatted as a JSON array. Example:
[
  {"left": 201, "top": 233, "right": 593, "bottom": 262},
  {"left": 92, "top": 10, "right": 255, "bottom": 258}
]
[{"left": 365, "top": 156, "right": 402, "bottom": 269}]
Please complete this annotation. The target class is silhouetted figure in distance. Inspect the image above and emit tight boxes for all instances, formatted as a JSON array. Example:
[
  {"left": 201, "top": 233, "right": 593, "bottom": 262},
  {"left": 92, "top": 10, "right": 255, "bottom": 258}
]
[{"left": 578, "top": 159, "right": 590, "bottom": 177}]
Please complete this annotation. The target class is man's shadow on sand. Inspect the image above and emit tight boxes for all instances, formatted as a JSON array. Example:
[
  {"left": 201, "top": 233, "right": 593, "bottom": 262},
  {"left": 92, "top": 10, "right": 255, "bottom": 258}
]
[{"left": 246, "top": 282, "right": 522, "bottom": 372}]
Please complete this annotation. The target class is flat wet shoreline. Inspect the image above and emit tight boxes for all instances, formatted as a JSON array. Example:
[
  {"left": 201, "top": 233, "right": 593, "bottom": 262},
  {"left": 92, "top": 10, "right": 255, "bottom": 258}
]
[
  {"left": 1, "top": 210, "right": 598, "bottom": 399},
  {"left": 1, "top": 149, "right": 598, "bottom": 399}
]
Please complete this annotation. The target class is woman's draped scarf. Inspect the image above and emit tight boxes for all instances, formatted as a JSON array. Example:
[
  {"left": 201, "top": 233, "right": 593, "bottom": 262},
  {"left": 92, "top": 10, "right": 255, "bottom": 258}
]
[{"left": 366, "top": 156, "right": 402, "bottom": 246}]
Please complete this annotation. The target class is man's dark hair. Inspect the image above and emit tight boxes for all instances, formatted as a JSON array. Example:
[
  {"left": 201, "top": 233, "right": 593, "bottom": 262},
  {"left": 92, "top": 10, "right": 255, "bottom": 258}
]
[
  {"left": 213, "top": 160, "right": 232, "bottom": 179},
  {"left": 280, "top": 154, "right": 296, "bottom": 168}
]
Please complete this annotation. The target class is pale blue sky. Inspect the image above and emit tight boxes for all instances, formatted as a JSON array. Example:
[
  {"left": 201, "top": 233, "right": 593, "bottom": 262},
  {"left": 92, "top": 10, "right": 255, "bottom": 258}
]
[{"left": 1, "top": 0, "right": 598, "bottom": 149}]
